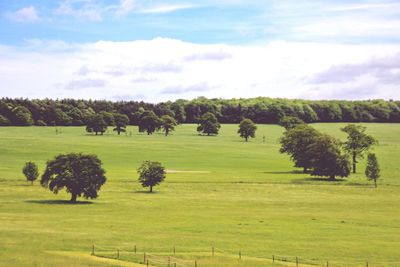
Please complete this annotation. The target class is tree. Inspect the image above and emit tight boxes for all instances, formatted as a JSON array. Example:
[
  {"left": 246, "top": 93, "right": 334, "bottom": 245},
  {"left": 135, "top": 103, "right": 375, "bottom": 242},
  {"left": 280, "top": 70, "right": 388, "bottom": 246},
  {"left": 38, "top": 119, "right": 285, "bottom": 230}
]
[
  {"left": 86, "top": 114, "right": 107, "bottom": 135},
  {"left": 308, "top": 134, "right": 351, "bottom": 180},
  {"left": 365, "top": 153, "right": 380, "bottom": 188},
  {"left": 99, "top": 111, "right": 115, "bottom": 126},
  {"left": 0, "top": 115, "right": 10, "bottom": 126},
  {"left": 113, "top": 113, "right": 129, "bottom": 135},
  {"left": 278, "top": 116, "right": 304, "bottom": 130},
  {"left": 197, "top": 112, "right": 220, "bottom": 136},
  {"left": 280, "top": 124, "right": 321, "bottom": 172},
  {"left": 341, "top": 124, "right": 377, "bottom": 173},
  {"left": 160, "top": 115, "right": 177, "bottom": 136},
  {"left": 41, "top": 153, "right": 106, "bottom": 203},
  {"left": 12, "top": 106, "right": 33, "bottom": 126},
  {"left": 137, "top": 161, "right": 166, "bottom": 192},
  {"left": 138, "top": 111, "right": 160, "bottom": 135},
  {"left": 238, "top": 118, "right": 257, "bottom": 141},
  {"left": 23, "top": 162, "right": 39, "bottom": 185}
]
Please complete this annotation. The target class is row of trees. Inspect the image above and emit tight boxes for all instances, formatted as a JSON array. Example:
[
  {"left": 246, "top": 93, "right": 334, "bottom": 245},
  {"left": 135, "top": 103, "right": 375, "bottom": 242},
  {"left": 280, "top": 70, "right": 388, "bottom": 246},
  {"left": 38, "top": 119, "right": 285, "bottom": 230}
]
[
  {"left": 1, "top": 97, "right": 400, "bottom": 126},
  {"left": 23, "top": 155, "right": 166, "bottom": 203},
  {"left": 279, "top": 123, "right": 380, "bottom": 185}
]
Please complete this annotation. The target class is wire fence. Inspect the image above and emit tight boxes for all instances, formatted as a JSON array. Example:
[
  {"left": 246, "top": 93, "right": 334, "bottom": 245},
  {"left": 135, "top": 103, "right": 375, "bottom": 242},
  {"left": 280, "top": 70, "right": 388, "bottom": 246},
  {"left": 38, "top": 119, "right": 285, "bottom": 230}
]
[{"left": 90, "top": 244, "right": 400, "bottom": 267}]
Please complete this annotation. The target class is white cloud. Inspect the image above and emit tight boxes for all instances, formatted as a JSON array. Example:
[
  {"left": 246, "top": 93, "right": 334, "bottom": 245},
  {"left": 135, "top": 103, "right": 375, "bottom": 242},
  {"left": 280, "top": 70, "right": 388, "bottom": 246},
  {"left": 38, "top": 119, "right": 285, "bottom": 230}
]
[
  {"left": 8, "top": 6, "right": 39, "bottom": 22},
  {"left": 0, "top": 38, "right": 399, "bottom": 101},
  {"left": 139, "top": 4, "right": 199, "bottom": 14}
]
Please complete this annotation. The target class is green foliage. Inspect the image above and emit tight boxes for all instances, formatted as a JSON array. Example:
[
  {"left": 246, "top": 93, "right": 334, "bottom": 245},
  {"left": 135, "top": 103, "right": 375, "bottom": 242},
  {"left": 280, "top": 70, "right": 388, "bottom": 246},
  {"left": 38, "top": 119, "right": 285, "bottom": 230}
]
[
  {"left": 41, "top": 153, "right": 107, "bottom": 203},
  {"left": 278, "top": 116, "right": 304, "bottom": 130},
  {"left": 12, "top": 106, "right": 33, "bottom": 126},
  {"left": 365, "top": 153, "right": 380, "bottom": 187},
  {"left": 197, "top": 112, "right": 220, "bottom": 136},
  {"left": 308, "top": 134, "right": 351, "bottom": 180},
  {"left": 238, "top": 118, "right": 257, "bottom": 141},
  {"left": 113, "top": 113, "right": 129, "bottom": 135},
  {"left": 138, "top": 111, "right": 161, "bottom": 135},
  {"left": 160, "top": 115, "right": 178, "bottom": 136},
  {"left": 35, "top": 120, "right": 47, "bottom": 126},
  {"left": 280, "top": 124, "right": 320, "bottom": 172},
  {"left": 54, "top": 109, "right": 72, "bottom": 126},
  {"left": 0, "top": 114, "right": 10, "bottom": 126},
  {"left": 137, "top": 161, "right": 166, "bottom": 192},
  {"left": 22, "top": 161, "right": 39, "bottom": 185},
  {"left": 341, "top": 124, "right": 377, "bottom": 173},
  {"left": 99, "top": 111, "right": 115, "bottom": 126},
  {"left": 86, "top": 114, "right": 107, "bottom": 135}
]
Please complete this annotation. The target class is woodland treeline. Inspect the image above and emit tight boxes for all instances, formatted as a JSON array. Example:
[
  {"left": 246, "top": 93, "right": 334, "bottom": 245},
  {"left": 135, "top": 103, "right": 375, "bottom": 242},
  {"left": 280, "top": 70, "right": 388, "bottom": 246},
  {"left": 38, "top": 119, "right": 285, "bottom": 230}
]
[{"left": 0, "top": 97, "right": 399, "bottom": 126}]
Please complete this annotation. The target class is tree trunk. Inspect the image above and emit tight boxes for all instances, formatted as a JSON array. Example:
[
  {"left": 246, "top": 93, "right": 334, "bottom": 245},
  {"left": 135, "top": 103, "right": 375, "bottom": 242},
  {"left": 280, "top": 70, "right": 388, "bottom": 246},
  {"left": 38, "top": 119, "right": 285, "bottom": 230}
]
[
  {"left": 374, "top": 179, "right": 377, "bottom": 188},
  {"left": 165, "top": 130, "right": 168, "bottom": 136},
  {"left": 149, "top": 185, "right": 153, "bottom": 193},
  {"left": 118, "top": 129, "right": 121, "bottom": 135},
  {"left": 31, "top": 180, "right": 33, "bottom": 185},
  {"left": 245, "top": 137, "right": 248, "bottom": 142},
  {"left": 303, "top": 167, "right": 307, "bottom": 173},
  {"left": 95, "top": 132, "right": 98, "bottom": 135},
  {"left": 352, "top": 152, "right": 357, "bottom": 173},
  {"left": 329, "top": 175, "right": 336, "bottom": 181},
  {"left": 70, "top": 193, "right": 77, "bottom": 203}
]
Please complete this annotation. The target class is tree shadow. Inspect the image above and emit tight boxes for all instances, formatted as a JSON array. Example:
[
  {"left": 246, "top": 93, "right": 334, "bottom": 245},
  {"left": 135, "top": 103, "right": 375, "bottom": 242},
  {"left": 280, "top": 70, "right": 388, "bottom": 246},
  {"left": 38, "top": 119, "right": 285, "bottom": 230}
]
[
  {"left": 291, "top": 177, "right": 346, "bottom": 184},
  {"left": 133, "top": 190, "right": 160, "bottom": 194},
  {"left": 25, "top": 200, "right": 93, "bottom": 205}
]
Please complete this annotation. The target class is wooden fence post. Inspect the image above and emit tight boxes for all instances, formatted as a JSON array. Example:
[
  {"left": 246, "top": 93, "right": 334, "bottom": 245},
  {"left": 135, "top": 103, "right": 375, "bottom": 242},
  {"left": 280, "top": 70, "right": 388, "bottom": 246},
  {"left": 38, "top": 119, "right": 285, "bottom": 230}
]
[
  {"left": 239, "top": 251, "right": 241, "bottom": 260},
  {"left": 174, "top": 246, "right": 176, "bottom": 256},
  {"left": 117, "top": 249, "right": 119, "bottom": 259},
  {"left": 296, "top": 256, "right": 299, "bottom": 267},
  {"left": 366, "top": 262, "right": 369, "bottom": 267},
  {"left": 168, "top": 256, "right": 171, "bottom": 267},
  {"left": 146, "top": 260, "right": 149, "bottom": 267},
  {"left": 326, "top": 261, "right": 329, "bottom": 267},
  {"left": 143, "top": 252, "right": 146, "bottom": 263},
  {"left": 134, "top": 245, "right": 136, "bottom": 255},
  {"left": 91, "top": 244, "right": 95, "bottom": 255},
  {"left": 272, "top": 255, "right": 274, "bottom": 263},
  {"left": 212, "top": 246, "right": 214, "bottom": 257},
  {"left": 195, "top": 260, "right": 197, "bottom": 267}
]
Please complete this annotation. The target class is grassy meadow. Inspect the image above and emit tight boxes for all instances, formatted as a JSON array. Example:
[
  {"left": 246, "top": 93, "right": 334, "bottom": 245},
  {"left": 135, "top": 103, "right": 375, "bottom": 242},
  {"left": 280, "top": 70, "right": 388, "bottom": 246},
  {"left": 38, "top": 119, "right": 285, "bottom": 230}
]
[{"left": 0, "top": 123, "right": 400, "bottom": 267}]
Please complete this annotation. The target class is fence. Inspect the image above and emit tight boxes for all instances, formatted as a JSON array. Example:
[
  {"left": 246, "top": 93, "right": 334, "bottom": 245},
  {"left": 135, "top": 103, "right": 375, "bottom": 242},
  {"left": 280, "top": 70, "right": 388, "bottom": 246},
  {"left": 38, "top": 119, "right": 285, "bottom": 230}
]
[{"left": 90, "top": 244, "right": 400, "bottom": 267}]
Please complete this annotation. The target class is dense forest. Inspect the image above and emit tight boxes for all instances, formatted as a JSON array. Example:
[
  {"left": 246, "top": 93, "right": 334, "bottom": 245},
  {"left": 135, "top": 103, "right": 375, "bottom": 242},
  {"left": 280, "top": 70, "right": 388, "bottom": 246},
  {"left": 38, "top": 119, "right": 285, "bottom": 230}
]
[{"left": 0, "top": 97, "right": 399, "bottom": 126}]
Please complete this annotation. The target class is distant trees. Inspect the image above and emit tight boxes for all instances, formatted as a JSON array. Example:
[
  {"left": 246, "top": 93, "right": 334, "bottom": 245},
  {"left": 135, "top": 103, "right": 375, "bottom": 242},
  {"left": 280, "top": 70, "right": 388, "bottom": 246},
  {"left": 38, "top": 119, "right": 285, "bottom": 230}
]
[
  {"left": 0, "top": 115, "right": 10, "bottom": 126},
  {"left": 197, "top": 112, "right": 220, "bottom": 136},
  {"left": 86, "top": 114, "right": 107, "bottom": 135},
  {"left": 138, "top": 111, "right": 161, "bottom": 135},
  {"left": 365, "top": 153, "right": 380, "bottom": 188},
  {"left": 137, "top": 161, "right": 166, "bottom": 192},
  {"left": 113, "top": 113, "right": 129, "bottom": 135},
  {"left": 99, "top": 111, "right": 115, "bottom": 126},
  {"left": 341, "top": 124, "right": 377, "bottom": 173},
  {"left": 238, "top": 119, "right": 257, "bottom": 141},
  {"left": 278, "top": 116, "right": 304, "bottom": 130},
  {"left": 160, "top": 115, "right": 177, "bottom": 136},
  {"left": 0, "top": 98, "right": 399, "bottom": 126},
  {"left": 280, "top": 124, "right": 320, "bottom": 173},
  {"left": 307, "top": 134, "right": 351, "bottom": 180},
  {"left": 22, "top": 162, "right": 39, "bottom": 185},
  {"left": 41, "top": 153, "right": 107, "bottom": 203}
]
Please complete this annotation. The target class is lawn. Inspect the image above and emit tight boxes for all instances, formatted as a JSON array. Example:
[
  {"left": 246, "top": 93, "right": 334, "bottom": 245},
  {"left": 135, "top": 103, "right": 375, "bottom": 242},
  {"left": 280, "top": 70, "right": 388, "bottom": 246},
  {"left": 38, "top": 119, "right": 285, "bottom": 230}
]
[{"left": 0, "top": 123, "right": 399, "bottom": 267}]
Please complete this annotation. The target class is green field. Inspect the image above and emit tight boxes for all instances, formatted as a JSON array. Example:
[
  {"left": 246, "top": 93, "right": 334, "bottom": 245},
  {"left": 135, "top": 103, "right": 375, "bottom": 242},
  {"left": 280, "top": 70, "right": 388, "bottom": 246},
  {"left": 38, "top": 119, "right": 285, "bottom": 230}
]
[{"left": 0, "top": 124, "right": 400, "bottom": 267}]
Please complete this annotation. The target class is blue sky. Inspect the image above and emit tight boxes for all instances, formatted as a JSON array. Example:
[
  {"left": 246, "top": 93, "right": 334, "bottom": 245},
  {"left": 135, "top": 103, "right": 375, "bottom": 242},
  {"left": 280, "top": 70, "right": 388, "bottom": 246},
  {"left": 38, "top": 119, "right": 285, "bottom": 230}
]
[{"left": 0, "top": 0, "right": 400, "bottom": 100}]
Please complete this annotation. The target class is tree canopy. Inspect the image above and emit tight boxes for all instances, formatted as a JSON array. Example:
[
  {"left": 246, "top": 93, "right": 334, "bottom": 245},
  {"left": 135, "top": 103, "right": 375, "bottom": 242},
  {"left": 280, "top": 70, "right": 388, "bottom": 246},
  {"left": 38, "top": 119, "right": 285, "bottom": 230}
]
[
  {"left": 341, "top": 124, "right": 377, "bottom": 173},
  {"left": 86, "top": 114, "right": 107, "bottom": 135},
  {"left": 22, "top": 161, "right": 39, "bottom": 185},
  {"left": 138, "top": 110, "right": 161, "bottom": 135},
  {"left": 137, "top": 161, "right": 166, "bottom": 192},
  {"left": 113, "top": 113, "right": 129, "bottom": 135},
  {"left": 238, "top": 118, "right": 257, "bottom": 141},
  {"left": 197, "top": 112, "right": 220, "bottom": 136},
  {"left": 160, "top": 115, "right": 177, "bottom": 136},
  {"left": 41, "top": 153, "right": 107, "bottom": 203}
]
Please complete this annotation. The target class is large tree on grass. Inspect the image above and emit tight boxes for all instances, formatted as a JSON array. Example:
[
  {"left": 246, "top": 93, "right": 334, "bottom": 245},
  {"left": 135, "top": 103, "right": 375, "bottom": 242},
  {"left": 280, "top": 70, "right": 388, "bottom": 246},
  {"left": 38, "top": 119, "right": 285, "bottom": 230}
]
[
  {"left": 113, "top": 113, "right": 129, "bottom": 135},
  {"left": 280, "top": 124, "right": 321, "bottom": 173},
  {"left": 138, "top": 111, "right": 161, "bottom": 135},
  {"left": 238, "top": 118, "right": 257, "bottom": 141},
  {"left": 160, "top": 115, "right": 177, "bottom": 136},
  {"left": 137, "top": 161, "right": 166, "bottom": 192},
  {"left": 86, "top": 114, "right": 107, "bottom": 135},
  {"left": 341, "top": 124, "right": 377, "bottom": 173},
  {"left": 23, "top": 161, "right": 39, "bottom": 185},
  {"left": 365, "top": 153, "right": 380, "bottom": 188},
  {"left": 41, "top": 153, "right": 107, "bottom": 203},
  {"left": 197, "top": 112, "right": 220, "bottom": 136},
  {"left": 308, "top": 134, "right": 351, "bottom": 180}
]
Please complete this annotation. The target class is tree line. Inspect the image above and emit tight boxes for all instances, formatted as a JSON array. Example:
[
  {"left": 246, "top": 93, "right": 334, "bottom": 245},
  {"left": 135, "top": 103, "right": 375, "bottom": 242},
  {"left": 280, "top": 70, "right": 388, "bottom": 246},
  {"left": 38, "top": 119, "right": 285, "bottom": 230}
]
[{"left": 1, "top": 97, "right": 399, "bottom": 126}]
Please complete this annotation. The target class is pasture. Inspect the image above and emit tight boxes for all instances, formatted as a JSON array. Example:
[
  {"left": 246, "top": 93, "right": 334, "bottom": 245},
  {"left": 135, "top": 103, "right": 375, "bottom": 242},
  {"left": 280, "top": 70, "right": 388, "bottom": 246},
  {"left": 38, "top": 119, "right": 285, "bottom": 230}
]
[{"left": 0, "top": 124, "right": 399, "bottom": 266}]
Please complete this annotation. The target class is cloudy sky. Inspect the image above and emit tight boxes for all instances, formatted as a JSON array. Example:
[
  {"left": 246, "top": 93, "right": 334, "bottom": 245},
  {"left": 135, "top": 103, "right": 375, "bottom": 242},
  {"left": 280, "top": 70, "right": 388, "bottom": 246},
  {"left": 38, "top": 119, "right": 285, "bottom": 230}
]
[{"left": 0, "top": 0, "right": 399, "bottom": 102}]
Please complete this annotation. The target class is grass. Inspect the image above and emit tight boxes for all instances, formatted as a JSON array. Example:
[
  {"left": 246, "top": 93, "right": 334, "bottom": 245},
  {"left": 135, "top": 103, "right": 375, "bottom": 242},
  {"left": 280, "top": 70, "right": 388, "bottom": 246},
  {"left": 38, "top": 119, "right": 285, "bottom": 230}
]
[{"left": 0, "top": 123, "right": 399, "bottom": 266}]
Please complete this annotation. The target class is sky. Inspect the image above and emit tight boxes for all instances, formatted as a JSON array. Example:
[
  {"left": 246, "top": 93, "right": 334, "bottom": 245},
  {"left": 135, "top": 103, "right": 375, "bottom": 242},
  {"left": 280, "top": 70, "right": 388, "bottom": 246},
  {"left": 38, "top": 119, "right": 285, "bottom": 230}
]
[{"left": 0, "top": 0, "right": 399, "bottom": 102}]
